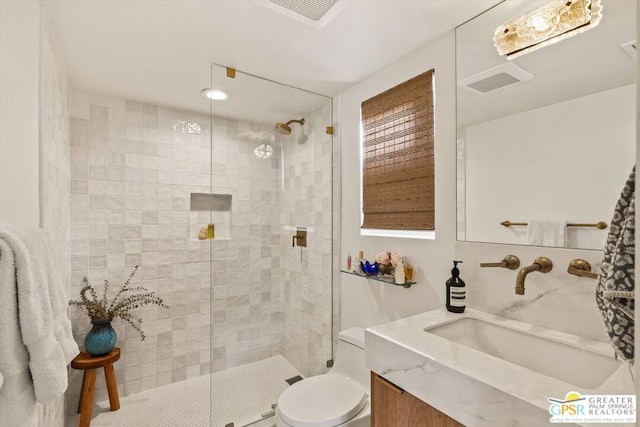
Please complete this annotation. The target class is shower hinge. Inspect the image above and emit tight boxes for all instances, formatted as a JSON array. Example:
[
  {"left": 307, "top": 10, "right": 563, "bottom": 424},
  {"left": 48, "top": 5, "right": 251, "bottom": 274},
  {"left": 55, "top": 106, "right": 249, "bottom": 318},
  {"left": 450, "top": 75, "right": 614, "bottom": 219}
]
[
  {"left": 226, "top": 67, "right": 236, "bottom": 78},
  {"left": 326, "top": 359, "right": 334, "bottom": 368},
  {"left": 325, "top": 126, "right": 334, "bottom": 135}
]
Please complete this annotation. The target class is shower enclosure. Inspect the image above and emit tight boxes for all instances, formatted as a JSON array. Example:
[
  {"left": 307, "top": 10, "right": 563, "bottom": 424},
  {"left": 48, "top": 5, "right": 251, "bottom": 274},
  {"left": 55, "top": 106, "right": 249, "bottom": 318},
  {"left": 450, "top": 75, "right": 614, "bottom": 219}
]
[
  {"left": 65, "top": 60, "right": 336, "bottom": 426},
  {"left": 204, "top": 64, "right": 337, "bottom": 426}
]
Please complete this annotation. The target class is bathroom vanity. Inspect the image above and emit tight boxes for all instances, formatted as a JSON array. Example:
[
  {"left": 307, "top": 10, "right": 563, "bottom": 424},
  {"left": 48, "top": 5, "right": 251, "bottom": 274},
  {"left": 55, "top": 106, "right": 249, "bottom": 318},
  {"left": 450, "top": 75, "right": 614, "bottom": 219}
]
[
  {"left": 365, "top": 309, "right": 635, "bottom": 427},
  {"left": 371, "top": 372, "right": 462, "bottom": 427}
]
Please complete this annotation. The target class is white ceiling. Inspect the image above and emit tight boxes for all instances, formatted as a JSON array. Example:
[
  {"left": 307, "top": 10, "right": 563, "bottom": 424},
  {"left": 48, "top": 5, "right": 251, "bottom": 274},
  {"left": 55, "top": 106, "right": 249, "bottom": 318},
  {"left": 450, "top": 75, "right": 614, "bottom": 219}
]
[{"left": 43, "top": 0, "right": 500, "bottom": 123}]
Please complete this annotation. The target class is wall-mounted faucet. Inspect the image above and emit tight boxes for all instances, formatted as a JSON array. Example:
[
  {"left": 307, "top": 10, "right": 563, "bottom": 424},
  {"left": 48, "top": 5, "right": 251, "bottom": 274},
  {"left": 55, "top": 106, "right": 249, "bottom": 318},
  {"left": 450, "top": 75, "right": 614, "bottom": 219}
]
[
  {"left": 515, "top": 257, "right": 553, "bottom": 295},
  {"left": 480, "top": 255, "right": 520, "bottom": 270}
]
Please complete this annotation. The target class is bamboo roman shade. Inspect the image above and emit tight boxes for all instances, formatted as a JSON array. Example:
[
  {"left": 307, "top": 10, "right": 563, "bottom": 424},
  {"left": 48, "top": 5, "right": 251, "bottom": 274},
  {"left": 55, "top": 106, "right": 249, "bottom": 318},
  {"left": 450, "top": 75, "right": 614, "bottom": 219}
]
[{"left": 361, "top": 70, "right": 435, "bottom": 230}]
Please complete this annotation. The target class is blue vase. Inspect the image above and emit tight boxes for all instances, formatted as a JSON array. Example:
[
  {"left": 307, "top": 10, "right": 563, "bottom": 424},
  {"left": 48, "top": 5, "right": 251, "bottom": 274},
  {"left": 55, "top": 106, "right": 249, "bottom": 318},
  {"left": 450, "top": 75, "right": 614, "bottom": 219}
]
[{"left": 85, "top": 318, "right": 117, "bottom": 356}]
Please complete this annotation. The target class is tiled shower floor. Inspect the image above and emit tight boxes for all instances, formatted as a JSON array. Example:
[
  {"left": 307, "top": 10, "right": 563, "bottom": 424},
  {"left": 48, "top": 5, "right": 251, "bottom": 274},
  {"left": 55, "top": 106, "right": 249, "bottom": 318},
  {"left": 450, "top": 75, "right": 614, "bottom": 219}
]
[{"left": 65, "top": 355, "right": 300, "bottom": 427}]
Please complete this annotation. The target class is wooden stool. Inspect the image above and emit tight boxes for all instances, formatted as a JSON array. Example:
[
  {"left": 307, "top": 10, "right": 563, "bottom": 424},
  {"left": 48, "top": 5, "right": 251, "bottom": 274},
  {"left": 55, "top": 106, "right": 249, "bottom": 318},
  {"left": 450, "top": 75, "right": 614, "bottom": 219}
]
[{"left": 71, "top": 348, "right": 121, "bottom": 427}]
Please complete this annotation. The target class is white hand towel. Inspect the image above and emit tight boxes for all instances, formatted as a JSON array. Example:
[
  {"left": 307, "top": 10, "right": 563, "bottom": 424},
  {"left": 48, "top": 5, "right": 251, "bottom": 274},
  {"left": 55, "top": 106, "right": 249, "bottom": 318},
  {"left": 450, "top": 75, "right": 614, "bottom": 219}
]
[{"left": 527, "top": 220, "right": 567, "bottom": 247}]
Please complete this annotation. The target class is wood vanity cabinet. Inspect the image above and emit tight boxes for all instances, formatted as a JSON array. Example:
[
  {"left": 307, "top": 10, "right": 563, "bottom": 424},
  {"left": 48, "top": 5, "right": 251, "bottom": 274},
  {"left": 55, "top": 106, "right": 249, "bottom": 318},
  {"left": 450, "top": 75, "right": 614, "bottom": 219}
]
[{"left": 371, "top": 372, "right": 464, "bottom": 427}]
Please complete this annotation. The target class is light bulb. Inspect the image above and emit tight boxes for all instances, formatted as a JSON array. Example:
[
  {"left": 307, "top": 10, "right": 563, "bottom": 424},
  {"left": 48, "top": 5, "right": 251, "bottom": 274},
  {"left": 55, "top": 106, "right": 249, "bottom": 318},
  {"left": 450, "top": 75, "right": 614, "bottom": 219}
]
[{"left": 201, "top": 88, "right": 230, "bottom": 100}]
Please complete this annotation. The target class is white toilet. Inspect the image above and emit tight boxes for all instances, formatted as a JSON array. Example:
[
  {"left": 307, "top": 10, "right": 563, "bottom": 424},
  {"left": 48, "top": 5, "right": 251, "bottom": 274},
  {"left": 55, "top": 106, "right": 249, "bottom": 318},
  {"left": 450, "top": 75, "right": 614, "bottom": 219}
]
[{"left": 276, "top": 327, "right": 370, "bottom": 427}]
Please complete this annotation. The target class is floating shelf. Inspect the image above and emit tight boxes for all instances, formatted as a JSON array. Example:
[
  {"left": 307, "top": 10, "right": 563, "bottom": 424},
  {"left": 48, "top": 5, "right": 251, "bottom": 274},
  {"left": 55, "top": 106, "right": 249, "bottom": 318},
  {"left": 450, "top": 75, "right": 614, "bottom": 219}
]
[{"left": 340, "top": 269, "right": 415, "bottom": 289}]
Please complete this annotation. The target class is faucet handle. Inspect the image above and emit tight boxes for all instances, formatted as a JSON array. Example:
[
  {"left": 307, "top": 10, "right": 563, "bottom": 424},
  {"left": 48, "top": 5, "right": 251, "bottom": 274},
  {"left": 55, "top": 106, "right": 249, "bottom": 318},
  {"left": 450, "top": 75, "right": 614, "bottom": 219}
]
[
  {"left": 567, "top": 259, "right": 598, "bottom": 279},
  {"left": 534, "top": 256, "right": 553, "bottom": 273},
  {"left": 292, "top": 229, "right": 307, "bottom": 247},
  {"left": 480, "top": 255, "right": 520, "bottom": 270}
]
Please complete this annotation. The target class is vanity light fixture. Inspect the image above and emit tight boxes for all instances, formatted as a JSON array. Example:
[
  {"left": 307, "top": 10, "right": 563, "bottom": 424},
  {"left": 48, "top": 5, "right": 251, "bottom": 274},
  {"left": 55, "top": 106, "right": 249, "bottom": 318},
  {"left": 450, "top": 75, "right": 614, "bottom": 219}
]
[
  {"left": 201, "top": 88, "right": 230, "bottom": 100},
  {"left": 494, "top": 0, "right": 603, "bottom": 60}
]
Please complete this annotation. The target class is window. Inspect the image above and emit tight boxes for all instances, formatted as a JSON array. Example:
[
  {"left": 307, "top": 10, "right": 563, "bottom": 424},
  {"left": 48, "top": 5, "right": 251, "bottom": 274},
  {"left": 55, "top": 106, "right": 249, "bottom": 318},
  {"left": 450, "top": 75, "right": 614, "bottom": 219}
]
[{"left": 361, "top": 69, "right": 435, "bottom": 231}]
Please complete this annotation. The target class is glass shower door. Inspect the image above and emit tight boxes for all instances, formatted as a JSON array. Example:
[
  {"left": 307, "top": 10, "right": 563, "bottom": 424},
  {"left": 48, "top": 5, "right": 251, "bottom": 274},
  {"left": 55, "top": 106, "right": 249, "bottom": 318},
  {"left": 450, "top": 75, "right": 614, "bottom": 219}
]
[{"left": 207, "top": 64, "right": 334, "bottom": 427}]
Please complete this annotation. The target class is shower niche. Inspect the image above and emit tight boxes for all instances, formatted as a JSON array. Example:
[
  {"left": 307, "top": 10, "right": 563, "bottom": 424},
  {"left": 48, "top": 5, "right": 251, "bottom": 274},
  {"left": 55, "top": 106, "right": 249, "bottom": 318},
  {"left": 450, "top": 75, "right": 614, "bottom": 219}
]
[{"left": 189, "top": 192, "right": 232, "bottom": 240}]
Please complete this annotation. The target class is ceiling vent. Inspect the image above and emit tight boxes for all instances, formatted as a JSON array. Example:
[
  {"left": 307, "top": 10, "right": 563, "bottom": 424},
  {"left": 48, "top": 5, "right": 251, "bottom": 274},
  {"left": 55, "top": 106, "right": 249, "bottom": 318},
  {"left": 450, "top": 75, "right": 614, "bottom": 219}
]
[
  {"left": 620, "top": 40, "right": 637, "bottom": 60},
  {"left": 458, "top": 63, "right": 534, "bottom": 96},
  {"left": 255, "top": 0, "right": 345, "bottom": 28}
]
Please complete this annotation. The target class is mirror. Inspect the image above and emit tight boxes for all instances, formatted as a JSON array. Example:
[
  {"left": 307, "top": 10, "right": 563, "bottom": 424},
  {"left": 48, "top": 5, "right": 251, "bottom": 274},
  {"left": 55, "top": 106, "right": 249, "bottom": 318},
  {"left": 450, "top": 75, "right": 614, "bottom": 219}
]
[{"left": 456, "top": 0, "right": 636, "bottom": 250}]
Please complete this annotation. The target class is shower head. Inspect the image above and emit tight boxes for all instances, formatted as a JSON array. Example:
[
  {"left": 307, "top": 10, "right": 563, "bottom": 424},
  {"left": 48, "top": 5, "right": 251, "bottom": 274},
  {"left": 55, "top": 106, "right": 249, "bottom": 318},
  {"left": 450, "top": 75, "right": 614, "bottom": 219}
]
[{"left": 275, "top": 118, "right": 305, "bottom": 135}]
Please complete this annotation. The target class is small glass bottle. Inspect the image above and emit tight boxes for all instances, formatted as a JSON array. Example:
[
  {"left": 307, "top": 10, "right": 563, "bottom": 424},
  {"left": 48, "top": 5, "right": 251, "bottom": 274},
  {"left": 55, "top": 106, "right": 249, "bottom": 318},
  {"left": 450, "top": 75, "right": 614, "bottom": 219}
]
[
  {"left": 207, "top": 223, "right": 215, "bottom": 239},
  {"left": 357, "top": 250, "right": 365, "bottom": 274},
  {"left": 347, "top": 253, "right": 352, "bottom": 270},
  {"left": 395, "top": 259, "right": 405, "bottom": 285},
  {"left": 403, "top": 257, "right": 413, "bottom": 281}
]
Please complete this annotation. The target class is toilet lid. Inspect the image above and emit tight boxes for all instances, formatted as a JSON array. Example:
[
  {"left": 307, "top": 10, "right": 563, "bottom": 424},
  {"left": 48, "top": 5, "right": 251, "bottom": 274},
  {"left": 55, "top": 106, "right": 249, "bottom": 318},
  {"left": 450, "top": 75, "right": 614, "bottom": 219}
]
[{"left": 277, "top": 374, "right": 367, "bottom": 427}]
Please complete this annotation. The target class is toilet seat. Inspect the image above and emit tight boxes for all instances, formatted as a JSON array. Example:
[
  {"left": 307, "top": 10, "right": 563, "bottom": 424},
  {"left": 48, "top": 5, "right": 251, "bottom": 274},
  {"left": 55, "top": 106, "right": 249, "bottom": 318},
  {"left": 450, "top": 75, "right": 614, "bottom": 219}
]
[{"left": 277, "top": 374, "right": 367, "bottom": 427}]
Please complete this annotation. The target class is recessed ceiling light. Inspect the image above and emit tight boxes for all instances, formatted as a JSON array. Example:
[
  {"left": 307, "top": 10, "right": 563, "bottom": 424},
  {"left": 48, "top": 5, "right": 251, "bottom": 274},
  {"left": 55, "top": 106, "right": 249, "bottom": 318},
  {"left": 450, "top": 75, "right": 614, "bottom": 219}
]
[{"left": 201, "top": 88, "right": 230, "bottom": 100}]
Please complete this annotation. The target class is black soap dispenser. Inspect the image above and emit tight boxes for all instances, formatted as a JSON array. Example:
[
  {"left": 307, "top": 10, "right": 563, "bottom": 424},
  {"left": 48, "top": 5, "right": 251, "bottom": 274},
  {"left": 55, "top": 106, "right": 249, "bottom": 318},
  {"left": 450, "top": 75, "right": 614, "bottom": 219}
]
[{"left": 446, "top": 260, "right": 466, "bottom": 313}]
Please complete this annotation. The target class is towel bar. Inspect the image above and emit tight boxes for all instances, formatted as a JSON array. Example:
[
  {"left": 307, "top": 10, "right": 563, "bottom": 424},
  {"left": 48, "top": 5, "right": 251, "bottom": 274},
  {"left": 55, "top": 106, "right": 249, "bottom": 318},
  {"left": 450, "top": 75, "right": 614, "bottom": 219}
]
[{"left": 500, "top": 220, "right": 607, "bottom": 229}]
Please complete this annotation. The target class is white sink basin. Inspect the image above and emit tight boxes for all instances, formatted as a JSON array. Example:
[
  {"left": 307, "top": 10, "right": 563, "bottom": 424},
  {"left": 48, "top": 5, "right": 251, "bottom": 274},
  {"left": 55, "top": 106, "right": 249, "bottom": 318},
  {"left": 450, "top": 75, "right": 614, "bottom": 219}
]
[{"left": 424, "top": 316, "right": 621, "bottom": 389}]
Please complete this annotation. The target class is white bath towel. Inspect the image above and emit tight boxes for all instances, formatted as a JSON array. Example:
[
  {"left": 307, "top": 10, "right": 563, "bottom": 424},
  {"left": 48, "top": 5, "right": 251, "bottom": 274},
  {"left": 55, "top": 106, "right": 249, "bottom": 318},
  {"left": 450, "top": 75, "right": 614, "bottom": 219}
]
[
  {"left": 0, "top": 227, "right": 79, "bottom": 426},
  {"left": 527, "top": 219, "right": 567, "bottom": 247}
]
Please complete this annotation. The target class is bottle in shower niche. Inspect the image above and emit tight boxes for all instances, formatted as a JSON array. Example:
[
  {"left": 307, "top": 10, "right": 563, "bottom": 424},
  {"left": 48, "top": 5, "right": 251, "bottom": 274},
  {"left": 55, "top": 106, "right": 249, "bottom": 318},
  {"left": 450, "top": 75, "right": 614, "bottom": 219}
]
[{"left": 446, "top": 260, "right": 465, "bottom": 313}]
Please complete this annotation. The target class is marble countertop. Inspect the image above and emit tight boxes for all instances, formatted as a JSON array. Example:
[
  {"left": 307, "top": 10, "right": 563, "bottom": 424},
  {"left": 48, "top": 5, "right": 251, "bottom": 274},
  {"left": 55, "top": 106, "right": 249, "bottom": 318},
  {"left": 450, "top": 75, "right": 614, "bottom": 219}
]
[{"left": 365, "top": 308, "right": 635, "bottom": 426}]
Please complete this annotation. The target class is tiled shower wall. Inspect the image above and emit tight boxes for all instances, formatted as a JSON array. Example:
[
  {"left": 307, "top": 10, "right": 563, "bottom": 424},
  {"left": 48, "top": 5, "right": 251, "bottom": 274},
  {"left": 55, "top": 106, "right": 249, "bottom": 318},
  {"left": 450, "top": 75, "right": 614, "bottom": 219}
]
[
  {"left": 67, "top": 93, "right": 216, "bottom": 404},
  {"left": 208, "top": 118, "right": 284, "bottom": 371},
  {"left": 280, "top": 101, "right": 335, "bottom": 377},
  {"left": 67, "top": 92, "right": 288, "bottom": 404}
]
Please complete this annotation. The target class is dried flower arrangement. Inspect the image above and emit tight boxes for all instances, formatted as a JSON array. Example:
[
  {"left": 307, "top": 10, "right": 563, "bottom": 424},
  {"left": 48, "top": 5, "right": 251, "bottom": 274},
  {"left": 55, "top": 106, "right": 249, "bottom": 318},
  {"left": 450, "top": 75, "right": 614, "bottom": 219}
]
[{"left": 69, "top": 265, "right": 168, "bottom": 340}]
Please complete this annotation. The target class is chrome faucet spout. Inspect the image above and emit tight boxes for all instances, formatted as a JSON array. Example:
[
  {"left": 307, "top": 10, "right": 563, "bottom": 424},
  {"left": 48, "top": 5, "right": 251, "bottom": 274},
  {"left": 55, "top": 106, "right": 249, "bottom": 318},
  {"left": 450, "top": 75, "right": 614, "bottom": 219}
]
[{"left": 515, "top": 257, "right": 553, "bottom": 295}]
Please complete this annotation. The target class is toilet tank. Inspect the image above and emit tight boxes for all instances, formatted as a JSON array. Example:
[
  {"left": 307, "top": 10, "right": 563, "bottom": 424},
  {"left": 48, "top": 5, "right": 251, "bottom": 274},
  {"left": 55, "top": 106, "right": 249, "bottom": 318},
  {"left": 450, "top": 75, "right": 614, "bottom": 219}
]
[{"left": 329, "top": 327, "right": 370, "bottom": 392}]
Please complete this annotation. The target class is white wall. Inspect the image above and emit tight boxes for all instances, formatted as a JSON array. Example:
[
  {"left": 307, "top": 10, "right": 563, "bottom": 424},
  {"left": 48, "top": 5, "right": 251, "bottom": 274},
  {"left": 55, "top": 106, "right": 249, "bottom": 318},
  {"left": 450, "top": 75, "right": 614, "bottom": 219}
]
[
  {"left": 40, "top": 2, "right": 71, "bottom": 306},
  {"left": 0, "top": 3, "right": 69, "bottom": 425},
  {"left": 39, "top": 7, "right": 70, "bottom": 426},
  {"left": 339, "top": 31, "right": 457, "bottom": 329},
  {"left": 464, "top": 84, "right": 635, "bottom": 249},
  {"left": 0, "top": 0, "right": 41, "bottom": 227}
]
